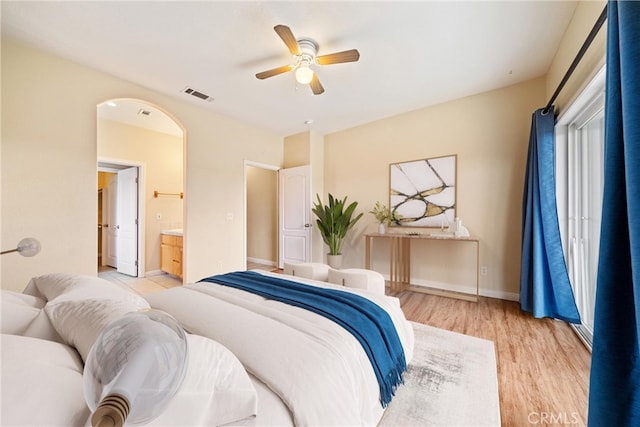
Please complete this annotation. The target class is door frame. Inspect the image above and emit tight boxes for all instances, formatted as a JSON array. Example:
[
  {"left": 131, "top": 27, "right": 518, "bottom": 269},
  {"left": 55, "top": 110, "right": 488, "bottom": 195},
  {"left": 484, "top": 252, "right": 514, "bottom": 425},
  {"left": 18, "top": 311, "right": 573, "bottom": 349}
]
[
  {"left": 98, "top": 188, "right": 107, "bottom": 266},
  {"left": 278, "top": 165, "right": 312, "bottom": 268},
  {"left": 243, "top": 160, "right": 280, "bottom": 270},
  {"left": 98, "top": 157, "right": 146, "bottom": 277}
]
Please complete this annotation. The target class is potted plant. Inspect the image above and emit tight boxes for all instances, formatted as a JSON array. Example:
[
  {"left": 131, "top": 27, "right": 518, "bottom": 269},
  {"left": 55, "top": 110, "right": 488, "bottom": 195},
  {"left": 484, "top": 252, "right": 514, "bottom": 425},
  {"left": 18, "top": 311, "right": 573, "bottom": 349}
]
[
  {"left": 369, "top": 201, "right": 402, "bottom": 234},
  {"left": 312, "top": 193, "right": 363, "bottom": 269}
]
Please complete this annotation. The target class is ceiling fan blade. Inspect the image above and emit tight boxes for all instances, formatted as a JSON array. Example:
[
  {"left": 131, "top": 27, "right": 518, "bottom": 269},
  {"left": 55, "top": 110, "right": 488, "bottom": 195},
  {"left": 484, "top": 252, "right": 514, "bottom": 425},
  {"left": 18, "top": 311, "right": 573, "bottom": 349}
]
[
  {"left": 255, "top": 65, "right": 293, "bottom": 80},
  {"left": 274, "top": 25, "right": 301, "bottom": 56},
  {"left": 316, "top": 49, "right": 360, "bottom": 65},
  {"left": 310, "top": 74, "right": 325, "bottom": 95}
]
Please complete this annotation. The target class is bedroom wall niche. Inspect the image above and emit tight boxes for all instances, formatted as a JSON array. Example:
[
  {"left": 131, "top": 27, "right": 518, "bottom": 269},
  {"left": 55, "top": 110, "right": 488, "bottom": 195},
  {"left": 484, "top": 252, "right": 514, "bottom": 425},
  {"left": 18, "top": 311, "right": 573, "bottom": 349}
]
[{"left": 97, "top": 98, "right": 185, "bottom": 278}]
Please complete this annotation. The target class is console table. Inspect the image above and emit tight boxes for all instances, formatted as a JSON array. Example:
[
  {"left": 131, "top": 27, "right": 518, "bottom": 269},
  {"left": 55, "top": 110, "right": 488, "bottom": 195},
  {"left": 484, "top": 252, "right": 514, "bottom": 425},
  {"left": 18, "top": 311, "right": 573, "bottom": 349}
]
[{"left": 365, "top": 233, "right": 480, "bottom": 302}]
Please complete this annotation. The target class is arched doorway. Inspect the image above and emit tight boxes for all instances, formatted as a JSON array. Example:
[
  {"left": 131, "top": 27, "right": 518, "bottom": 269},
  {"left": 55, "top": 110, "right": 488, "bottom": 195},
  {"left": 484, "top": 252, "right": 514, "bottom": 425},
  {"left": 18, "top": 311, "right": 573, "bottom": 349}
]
[{"left": 96, "top": 99, "right": 186, "bottom": 280}]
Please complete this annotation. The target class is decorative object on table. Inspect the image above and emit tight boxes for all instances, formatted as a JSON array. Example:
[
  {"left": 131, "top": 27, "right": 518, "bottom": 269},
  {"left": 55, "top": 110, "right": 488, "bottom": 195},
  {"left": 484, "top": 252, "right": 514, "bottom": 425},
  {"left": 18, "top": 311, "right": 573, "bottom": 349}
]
[
  {"left": 448, "top": 217, "right": 470, "bottom": 237},
  {"left": 0, "top": 237, "right": 41, "bottom": 257},
  {"left": 84, "top": 310, "right": 188, "bottom": 427},
  {"left": 390, "top": 154, "right": 456, "bottom": 227},
  {"left": 369, "top": 201, "right": 402, "bottom": 234},
  {"left": 312, "top": 193, "right": 363, "bottom": 269}
]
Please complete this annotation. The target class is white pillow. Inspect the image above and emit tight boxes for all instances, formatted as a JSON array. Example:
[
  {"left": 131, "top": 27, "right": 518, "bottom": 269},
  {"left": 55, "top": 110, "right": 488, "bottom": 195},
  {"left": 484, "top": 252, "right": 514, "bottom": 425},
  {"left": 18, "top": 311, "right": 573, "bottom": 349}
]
[
  {"left": 24, "top": 273, "right": 144, "bottom": 305},
  {"left": 150, "top": 334, "right": 258, "bottom": 426},
  {"left": 1, "top": 334, "right": 90, "bottom": 426},
  {"left": 22, "top": 310, "right": 64, "bottom": 343},
  {"left": 1, "top": 291, "right": 45, "bottom": 335},
  {"left": 22, "top": 273, "right": 150, "bottom": 361},
  {"left": 327, "top": 268, "right": 386, "bottom": 295},
  {"left": 283, "top": 262, "right": 330, "bottom": 281},
  {"left": 45, "top": 298, "right": 150, "bottom": 362}
]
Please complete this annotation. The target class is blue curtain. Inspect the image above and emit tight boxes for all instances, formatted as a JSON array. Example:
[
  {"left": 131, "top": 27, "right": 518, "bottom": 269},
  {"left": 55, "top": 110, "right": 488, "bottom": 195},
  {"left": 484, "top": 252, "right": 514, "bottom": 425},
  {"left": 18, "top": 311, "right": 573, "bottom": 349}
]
[
  {"left": 589, "top": 1, "right": 640, "bottom": 424},
  {"left": 520, "top": 106, "right": 581, "bottom": 323}
]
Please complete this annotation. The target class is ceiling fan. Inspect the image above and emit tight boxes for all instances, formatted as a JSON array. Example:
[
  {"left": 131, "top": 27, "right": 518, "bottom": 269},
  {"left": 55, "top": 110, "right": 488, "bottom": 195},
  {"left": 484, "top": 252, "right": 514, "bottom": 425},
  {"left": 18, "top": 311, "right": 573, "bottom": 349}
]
[{"left": 255, "top": 25, "right": 360, "bottom": 95}]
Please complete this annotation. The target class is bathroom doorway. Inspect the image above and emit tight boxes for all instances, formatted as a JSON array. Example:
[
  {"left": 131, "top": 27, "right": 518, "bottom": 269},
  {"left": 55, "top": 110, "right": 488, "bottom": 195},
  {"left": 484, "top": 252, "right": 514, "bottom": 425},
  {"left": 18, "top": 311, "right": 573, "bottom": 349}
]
[
  {"left": 97, "top": 99, "right": 185, "bottom": 278},
  {"left": 97, "top": 162, "right": 142, "bottom": 276}
]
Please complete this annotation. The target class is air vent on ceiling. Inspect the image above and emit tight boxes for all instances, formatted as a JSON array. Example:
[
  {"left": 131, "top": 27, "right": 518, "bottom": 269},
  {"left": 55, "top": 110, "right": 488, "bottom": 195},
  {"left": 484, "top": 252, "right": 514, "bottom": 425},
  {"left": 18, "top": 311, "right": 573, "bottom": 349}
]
[{"left": 183, "top": 87, "right": 214, "bottom": 102}]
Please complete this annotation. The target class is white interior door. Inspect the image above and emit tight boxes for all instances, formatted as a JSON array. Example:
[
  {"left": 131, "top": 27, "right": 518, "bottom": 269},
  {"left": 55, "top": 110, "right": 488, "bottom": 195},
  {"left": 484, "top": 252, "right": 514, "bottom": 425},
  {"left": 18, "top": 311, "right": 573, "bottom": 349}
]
[
  {"left": 116, "top": 167, "right": 139, "bottom": 276},
  {"left": 106, "top": 175, "right": 118, "bottom": 268},
  {"left": 279, "top": 165, "right": 311, "bottom": 268},
  {"left": 100, "top": 189, "right": 109, "bottom": 266}
]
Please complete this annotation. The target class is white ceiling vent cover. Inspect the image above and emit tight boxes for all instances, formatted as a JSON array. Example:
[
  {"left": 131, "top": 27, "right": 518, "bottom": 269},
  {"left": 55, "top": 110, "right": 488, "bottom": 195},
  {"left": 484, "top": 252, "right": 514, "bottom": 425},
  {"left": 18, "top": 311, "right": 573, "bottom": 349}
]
[{"left": 183, "top": 87, "right": 214, "bottom": 102}]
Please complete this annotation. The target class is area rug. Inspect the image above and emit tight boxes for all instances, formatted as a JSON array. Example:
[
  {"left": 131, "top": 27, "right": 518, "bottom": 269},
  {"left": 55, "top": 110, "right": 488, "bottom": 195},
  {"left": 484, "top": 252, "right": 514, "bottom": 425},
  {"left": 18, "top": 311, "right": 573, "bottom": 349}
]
[{"left": 379, "top": 322, "right": 500, "bottom": 427}]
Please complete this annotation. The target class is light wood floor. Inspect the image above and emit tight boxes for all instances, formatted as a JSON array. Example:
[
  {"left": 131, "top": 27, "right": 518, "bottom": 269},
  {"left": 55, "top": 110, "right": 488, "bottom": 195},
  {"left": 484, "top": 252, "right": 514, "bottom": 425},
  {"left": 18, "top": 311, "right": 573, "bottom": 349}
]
[
  {"left": 391, "top": 289, "right": 591, "bottom": 426},
  {"left": 247, "top": 261, "right": 281, "bottom": 272},
  {"left": 101, "top": 267, "right": 591, "bottom": 425}
]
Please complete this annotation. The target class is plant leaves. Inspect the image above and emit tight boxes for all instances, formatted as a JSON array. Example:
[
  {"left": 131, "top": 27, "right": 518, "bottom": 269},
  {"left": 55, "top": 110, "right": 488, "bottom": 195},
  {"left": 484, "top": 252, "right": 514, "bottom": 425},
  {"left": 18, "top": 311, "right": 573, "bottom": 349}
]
[{"left": 312, "top": 193, "right": 363, "bottom": 255}]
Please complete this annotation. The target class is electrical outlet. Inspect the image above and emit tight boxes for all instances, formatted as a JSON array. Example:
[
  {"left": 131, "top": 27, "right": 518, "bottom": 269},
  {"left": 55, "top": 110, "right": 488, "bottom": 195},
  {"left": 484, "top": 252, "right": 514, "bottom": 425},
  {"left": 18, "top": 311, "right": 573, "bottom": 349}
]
[
  {"left": 480, "top": 266, "right": 488, "bottom": 276},
  {"left": 226, "top": 212, "right": 234, "bottom": 221}
]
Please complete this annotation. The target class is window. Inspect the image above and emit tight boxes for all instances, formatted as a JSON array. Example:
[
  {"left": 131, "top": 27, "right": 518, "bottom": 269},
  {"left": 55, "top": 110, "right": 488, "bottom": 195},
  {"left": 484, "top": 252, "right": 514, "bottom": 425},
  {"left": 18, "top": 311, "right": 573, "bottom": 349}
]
[{"left": 555, "top": 66, "right": 605, "bottom": 349}]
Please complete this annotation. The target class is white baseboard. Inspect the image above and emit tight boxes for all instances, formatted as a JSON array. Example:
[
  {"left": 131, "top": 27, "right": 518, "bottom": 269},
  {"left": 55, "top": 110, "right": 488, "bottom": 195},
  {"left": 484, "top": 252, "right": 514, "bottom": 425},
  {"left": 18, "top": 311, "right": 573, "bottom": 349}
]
[
  {"left": 247, "top": 257, "right": 277, "bottom": 267},
  {"left": 382, "top": 275, "right": 520, "bottom": 301},
  {"left": 410, "top": 277, "right": 476, "bottom": 296},
  {"left": 481, "top": 288, "right": 520, "bottom": 302}
]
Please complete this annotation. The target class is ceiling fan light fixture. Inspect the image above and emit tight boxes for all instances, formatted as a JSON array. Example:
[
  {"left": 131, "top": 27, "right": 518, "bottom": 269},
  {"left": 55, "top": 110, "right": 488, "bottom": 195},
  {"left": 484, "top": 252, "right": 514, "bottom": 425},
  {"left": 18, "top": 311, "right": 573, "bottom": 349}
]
[
  {"left": 295, "top": 65, "right": 314, "bottom": 85},
  {"left": 256, "top": 25, "right": 360, "bottom": 95}
]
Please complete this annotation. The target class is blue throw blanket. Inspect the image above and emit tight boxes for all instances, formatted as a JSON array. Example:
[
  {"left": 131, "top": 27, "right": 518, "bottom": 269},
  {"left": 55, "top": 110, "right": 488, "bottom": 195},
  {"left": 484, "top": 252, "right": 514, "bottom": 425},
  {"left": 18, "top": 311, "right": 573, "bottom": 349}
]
[{"left": 199, "top": 270, "right": 406, "bottom": 407}]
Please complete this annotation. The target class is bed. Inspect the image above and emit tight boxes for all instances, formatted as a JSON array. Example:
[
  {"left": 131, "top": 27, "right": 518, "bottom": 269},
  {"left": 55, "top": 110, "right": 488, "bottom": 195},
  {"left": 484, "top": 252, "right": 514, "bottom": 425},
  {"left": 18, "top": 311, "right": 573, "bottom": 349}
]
[{"left": 1, "top": 270, "right": 414, "bottom": 426}]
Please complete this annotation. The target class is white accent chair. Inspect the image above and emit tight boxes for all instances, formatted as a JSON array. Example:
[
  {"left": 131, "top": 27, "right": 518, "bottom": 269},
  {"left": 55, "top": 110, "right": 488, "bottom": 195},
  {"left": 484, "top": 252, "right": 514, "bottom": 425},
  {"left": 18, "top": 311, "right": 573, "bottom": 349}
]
[
  {"left": 283, "top": 262, "right": 331, "bottom": 282},
  {"left": 327, "top": 268, "right": 386, "bottom": 295}
]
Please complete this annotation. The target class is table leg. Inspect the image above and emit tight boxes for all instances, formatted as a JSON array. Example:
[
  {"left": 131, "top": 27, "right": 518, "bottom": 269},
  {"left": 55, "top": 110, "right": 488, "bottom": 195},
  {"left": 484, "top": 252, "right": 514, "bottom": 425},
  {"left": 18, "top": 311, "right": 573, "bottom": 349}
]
[
  {"left": 402, "top": 237, "right": 410, "bottom": 287},
  {"left": 389, "top": 236, "right": 409, "bottom": 292},
  {"left": 475, "top": 240, "right": 480, "bottom": 301},
  {"left": 365, "top": 235, "right": 371, "bottom": 270},
  {"left": 389, "top": 236, "right": 396, "bottom": 290}
]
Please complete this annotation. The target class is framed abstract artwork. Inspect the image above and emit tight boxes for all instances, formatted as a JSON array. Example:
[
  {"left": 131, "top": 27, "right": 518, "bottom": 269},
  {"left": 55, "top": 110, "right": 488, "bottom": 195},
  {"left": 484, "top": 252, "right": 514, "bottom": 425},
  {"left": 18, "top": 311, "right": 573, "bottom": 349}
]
[{"left": 389, "top": 154, "right": 457, "bottom": 227}]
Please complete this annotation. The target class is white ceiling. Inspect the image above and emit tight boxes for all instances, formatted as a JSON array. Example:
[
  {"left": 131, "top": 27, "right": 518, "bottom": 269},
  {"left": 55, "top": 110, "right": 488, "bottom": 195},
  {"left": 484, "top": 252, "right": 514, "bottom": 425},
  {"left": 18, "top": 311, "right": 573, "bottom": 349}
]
[{"left": 2, "top": 1, "right": 578, "bottom": 136}]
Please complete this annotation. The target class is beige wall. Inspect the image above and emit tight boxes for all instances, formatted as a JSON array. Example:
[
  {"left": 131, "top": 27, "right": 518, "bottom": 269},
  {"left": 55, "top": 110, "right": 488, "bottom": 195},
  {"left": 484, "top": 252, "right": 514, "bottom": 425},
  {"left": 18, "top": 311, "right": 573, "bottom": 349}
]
[
  {"left": 247, "top": 166, "right": 277, "bottom": 264},
  {"left": 284, "top": 132, "right": 311, "bottom": 168},
  {"left": 98, "top": 118, "right": 184, "bottom": 272},
  {"left": 324, "top": 77, "right": 546, "bottom": 299},
  {"left": 1, "top": 2, "right": 607, "bottom": 296},
  {"left": 1, "top": 38, "right": 283, "bottom": 290},
  {"left": 546, "top": 0, "right": 607, "bottom": 114},
  {"left": 317, "top": 1, "right": 607, "bottom": 299}
]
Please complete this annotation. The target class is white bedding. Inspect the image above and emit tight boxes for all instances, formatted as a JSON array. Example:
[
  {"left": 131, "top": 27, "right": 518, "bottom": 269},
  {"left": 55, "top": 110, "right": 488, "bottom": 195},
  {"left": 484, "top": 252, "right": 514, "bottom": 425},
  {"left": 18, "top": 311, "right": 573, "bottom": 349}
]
[
  {"left": 1, "top": 271, "right": 413, "bottom": 426},
  {"left": 144, "top": 270, "right": 415, "bottom": 426},
  {"left": 1, "top": 274, "right": 259, "bottom": 427},
  {"left": 1, "top": 334, "right": 90, "bottom": 426}
]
